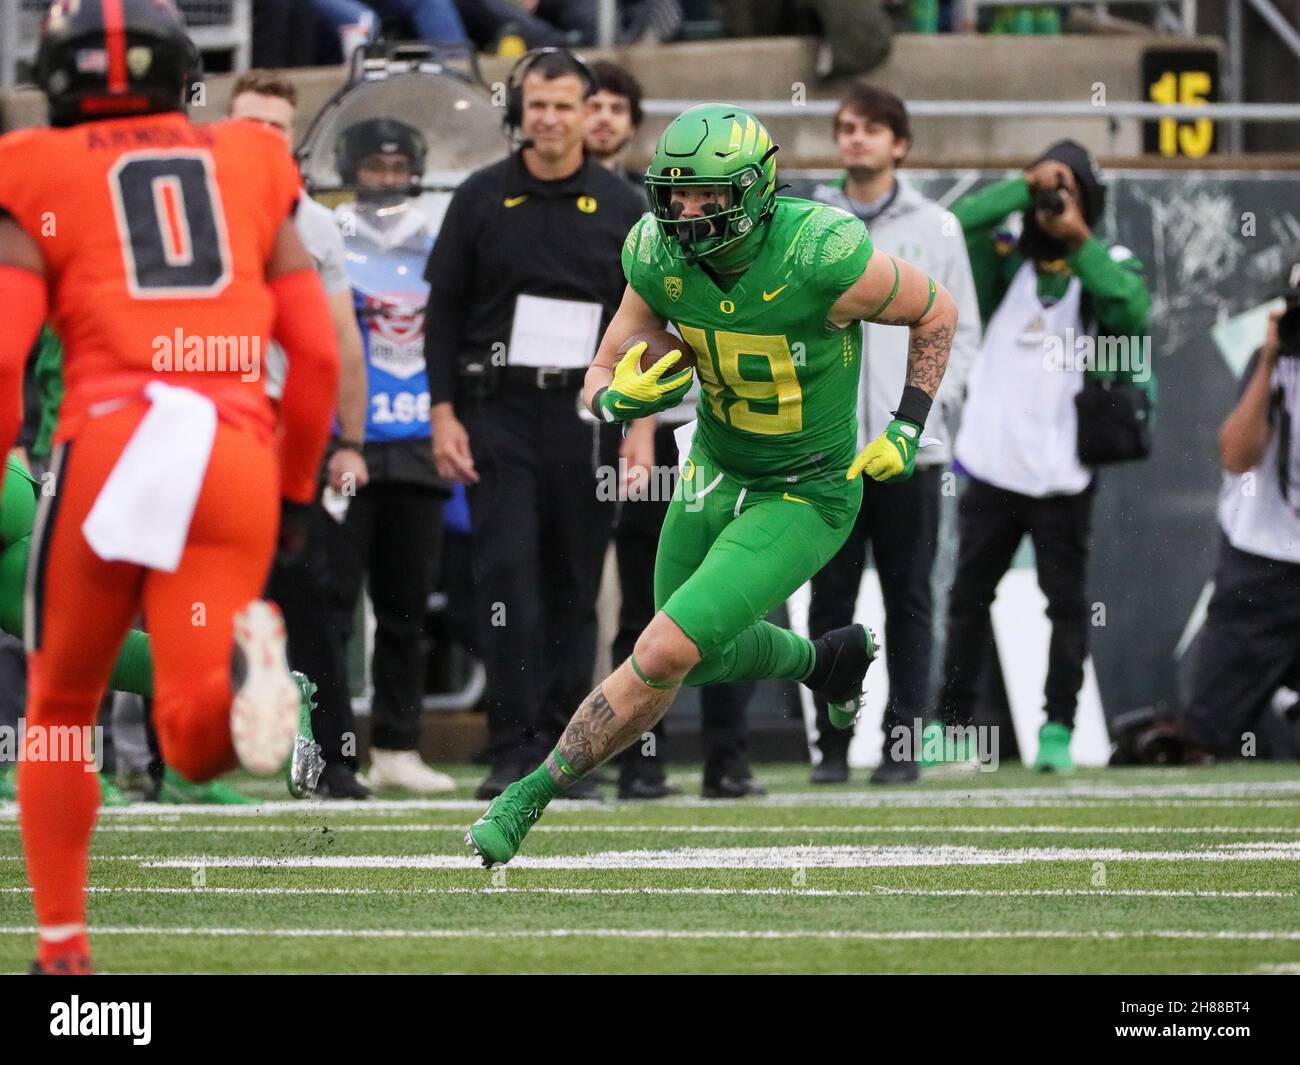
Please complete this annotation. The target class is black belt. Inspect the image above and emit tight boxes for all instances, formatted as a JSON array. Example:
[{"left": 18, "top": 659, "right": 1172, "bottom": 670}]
[{"left": 500, "top": 365, "right": 585, "bottom": 390}]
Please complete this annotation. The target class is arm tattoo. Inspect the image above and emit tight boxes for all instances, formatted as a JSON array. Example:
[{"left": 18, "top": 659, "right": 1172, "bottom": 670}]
[{"left": 906, "top": 323, "right": 953, "bottom": 398}]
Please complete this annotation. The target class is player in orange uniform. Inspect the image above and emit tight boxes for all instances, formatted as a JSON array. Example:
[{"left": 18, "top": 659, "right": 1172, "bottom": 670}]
[{"left": 0, "top": 0, "right": 340, "bottom": 973}]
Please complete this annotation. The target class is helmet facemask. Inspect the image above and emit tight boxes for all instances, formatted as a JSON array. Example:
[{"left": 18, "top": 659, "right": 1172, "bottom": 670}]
[{"left": 646, "top": 148, "right": 777, "bottom": 267}]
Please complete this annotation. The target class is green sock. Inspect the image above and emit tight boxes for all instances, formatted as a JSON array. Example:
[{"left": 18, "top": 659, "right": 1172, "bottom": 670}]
[
  {"left": 109, "top": 629, "right": 154, "bottom": 699},
  {"left": 683, "top": 621, "right": 814, "bottom": 687},
  {"left": 523, "top": 759, "right": 563, "bottom": 802}
]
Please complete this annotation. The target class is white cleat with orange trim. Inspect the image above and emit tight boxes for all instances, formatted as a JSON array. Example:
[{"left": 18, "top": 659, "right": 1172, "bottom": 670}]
[{"left": 230, "top": 600, "right": 300, "bottom": 775}]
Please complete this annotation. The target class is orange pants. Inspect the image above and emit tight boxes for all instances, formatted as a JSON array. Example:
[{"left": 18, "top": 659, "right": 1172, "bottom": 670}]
[{"left": 19, "top": 400, "right": 279, "bottom": 930}]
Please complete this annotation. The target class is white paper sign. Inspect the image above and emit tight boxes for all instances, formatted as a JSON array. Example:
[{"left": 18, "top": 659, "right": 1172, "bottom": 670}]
[{"left": 507, "top": 294, "right": 602, "bottom": 369}]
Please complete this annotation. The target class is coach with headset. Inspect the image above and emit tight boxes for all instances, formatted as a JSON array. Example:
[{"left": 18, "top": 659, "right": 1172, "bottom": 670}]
[{"left": 423, "top": 48, "right": 643, "bottom": 800}]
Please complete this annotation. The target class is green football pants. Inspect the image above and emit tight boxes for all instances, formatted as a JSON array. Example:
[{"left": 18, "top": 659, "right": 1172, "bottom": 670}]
[{"left": 652, "top": 445, "right": 861, "bottom": 688}]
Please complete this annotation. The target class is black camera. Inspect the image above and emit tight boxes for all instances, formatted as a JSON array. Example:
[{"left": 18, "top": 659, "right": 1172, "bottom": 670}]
[
  {"left": 1033, "top": 187, "right": 1065, "bottom": 216},
  {"left": 1278, "top": 300, "right": 1300, "bottom": 356}
]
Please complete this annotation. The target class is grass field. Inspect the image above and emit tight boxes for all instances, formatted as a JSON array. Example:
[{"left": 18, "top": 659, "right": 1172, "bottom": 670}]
[{"left": 3, "top": 762, "right": 1300, "bottom": 974}]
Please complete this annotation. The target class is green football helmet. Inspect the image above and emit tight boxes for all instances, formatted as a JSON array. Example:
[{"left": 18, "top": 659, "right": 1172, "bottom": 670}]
[{"left": 645, "top": 103, "right": 779, "bottom": 268}]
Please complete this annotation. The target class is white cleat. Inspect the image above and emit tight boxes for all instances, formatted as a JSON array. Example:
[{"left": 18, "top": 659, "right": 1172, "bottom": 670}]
[
  {"left": 229, "top": 600, "right": 300, "bottom": 776},
  {"left": 363, "top": 748, "right": 456, "bottom": 794}
]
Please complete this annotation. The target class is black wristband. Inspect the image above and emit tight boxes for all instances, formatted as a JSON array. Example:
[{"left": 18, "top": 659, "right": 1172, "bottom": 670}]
[
  {"left": 590, "top": 386, "right": 610, "bottom": 421},
  {"left": 894, "top": 385, "right": 933, "bottom": 429},
  {"left": 334, "top": 438, "right": 364, "bottom": 453}
]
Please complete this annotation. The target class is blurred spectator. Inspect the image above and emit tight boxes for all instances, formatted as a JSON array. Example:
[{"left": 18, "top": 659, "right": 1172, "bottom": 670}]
[
  {"left": 314, "top": 0, "right": 469, "bottom": 63},
  {"left": 452, "top": 0, "right": 598, "bottom": 51},
  {"left": 315, "top": 0, "right": 379, "bottom": 62},
  {"left": 321, "top": 117, "right": 457, "bottom": 794},
  {"left": 983, "top": 6, "right": 1063, "bottom": 34},
  {"left": 228, "top": 71, "right": 376, "bottom": 798},
  {"left": 584, "top": 59, "right": 644, "bottom": 179},
  {"left": 618, "top": 0, "right": 684, "bottom": 44},
  {"left": 719, "top": 0, "right": 891, "bottom": 77},
  {"left": 422, "top": 50, "right": 642, "bottom": 800},
  {"left": 808, "top": 82, "right": 979, "bottom": 784},
  {"left": 934, "top": 141, "right": 1153, "bottom": 773},
  {"left": 254, "top": 0, "right": 318, "bottom": 68},
  {"left": 583, "top": 59, "right": 665, "bottom": 798},
  {"left": 1177, "top": 281, "right": 1300, "bottom": 761},
  {"left": 313, "top": 0, "right": 678, "bottom": 59}
]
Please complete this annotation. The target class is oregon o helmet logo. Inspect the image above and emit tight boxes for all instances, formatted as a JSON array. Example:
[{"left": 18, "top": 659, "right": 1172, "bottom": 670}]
[
  {"left": 669, "top": 167, "right": 682, "bottom": 177},
  {"left": 719, "top": 299, "right": 735, "bottom": 314},
  {"left": 577, "top": 196, "right": 597, "bottom": 213}
]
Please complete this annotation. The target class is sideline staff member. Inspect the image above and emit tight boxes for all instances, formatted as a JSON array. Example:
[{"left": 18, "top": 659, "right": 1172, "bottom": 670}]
[{"left": 423, "top": 49, "right": 643, "bottom": 800}]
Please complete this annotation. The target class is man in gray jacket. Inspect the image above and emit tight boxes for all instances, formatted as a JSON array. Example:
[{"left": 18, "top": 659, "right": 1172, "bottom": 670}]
[{"left": 810, "top": 83, "right": 980, "bottom": 783}]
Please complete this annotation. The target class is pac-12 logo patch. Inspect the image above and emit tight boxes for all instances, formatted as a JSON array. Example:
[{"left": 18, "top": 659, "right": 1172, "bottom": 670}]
[{"left": 664, "top": 275, "right": 683, "bottom": 302}]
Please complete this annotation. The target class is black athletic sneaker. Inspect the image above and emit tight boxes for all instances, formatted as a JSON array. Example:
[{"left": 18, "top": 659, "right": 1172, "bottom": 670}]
[
  {"left": 618, "top": 778, "right": 682, "bottom": 801},
  {"left": 475, "top": 764, "right": 520, "bottom": 801},
  {"left": 869, "top": 755, "right": 919, "bottom": 785},
  {"left": 810, "top": 754, "right": 850, "bottom": 785},
  {"left": 315, "top": 762, "right": 372, "bottom": 800},
  {"left": 702, "top": 775, "right": 767, "bottom": 799},
  {"left": 556, "top": 776, "right": 603, "bottom": 801},
  {"left": 805, "top": 625, "right": 878, "bottom": 730}
]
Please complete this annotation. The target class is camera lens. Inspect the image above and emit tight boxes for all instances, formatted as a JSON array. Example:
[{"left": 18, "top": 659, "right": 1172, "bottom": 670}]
[
  {"left": 1034, "top": 188, "right": 1065, "bottom": 216},
  {"left": 1279, "top": 304, "right": 1300, "bottom": 355}
]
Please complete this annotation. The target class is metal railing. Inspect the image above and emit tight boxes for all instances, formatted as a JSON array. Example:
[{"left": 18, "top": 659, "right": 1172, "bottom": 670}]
[
  {"left": 640, "top": 98, "right": 1300, "bottom": 122},
  {"left": 639, "top": 96, "right": 1300, "bottom": 158},
  {"left": 0, "top": 0, "right": 252, "bottom": 89}
]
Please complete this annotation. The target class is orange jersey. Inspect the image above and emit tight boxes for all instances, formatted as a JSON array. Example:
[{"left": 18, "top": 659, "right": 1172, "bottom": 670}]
[{"left": 0, "top": 112, "right": 300, "bottom": 441}]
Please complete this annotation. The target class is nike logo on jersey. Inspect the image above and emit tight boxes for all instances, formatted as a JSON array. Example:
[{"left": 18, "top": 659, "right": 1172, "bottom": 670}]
[
  {"left": 503, "top": 195, "right": 528, "bottom": 208},
  {"left": 762, "top": 284, "right": 788, "bottom": 301}
]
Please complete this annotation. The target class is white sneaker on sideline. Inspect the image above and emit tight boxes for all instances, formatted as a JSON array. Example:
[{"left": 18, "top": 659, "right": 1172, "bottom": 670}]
[
  {"left": 230, "top": 601, "right": 300, "bottom": 775},
  {"left": 364, "top": 748, "right": 456, "bottom": 794}
]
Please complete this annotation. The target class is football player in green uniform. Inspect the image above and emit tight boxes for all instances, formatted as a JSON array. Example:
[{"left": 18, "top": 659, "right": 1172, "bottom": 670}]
[{"left": 466, "top": 104, "right": 957, "bottom": 865}]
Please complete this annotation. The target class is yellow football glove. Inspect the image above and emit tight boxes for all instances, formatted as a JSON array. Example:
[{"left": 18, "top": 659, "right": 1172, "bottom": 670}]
[
  {"left": 847, "top": 418, "right": 921, "bottom": 483},
  {"left": 596, "top": 342, "right": 694, "bottom": 423}
]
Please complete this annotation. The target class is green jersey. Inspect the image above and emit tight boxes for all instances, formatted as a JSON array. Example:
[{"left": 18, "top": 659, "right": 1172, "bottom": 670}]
[{"left": 622, "top": 196, "right": 874, "bottom": 492}]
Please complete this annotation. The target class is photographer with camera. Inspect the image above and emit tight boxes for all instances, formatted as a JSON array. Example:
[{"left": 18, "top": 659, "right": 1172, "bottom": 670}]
[
  {"left": 1176, "top": 269, "right": 1300, "bottom": 761},
  {"left": 931, "top": 141, "right": 1153, "bottom": 773}
]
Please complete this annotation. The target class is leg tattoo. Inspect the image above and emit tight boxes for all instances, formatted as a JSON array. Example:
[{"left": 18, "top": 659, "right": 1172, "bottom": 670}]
[{"left": 546, "top": 681, "right": 677, "bottom": 788}]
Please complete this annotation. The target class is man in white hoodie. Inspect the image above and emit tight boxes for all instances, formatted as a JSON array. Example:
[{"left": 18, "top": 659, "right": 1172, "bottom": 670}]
[{"left": 811, "top": 83, "right": 980, "bottom": 783}]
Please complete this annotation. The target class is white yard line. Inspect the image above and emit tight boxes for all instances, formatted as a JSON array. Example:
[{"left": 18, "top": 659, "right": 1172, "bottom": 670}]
[
  {"left": 2, "top": 781, "right": 1297, "bottom": 819},
  {"left": 870, "top": 887, "right": 1295, "bottom": 898},
  {"left": 127, "top": 842, "right": 1300, "bottom": 870},
  {"left": 2, "top": 822, "right": 1299, "bottom": 835},
  {"left": 0, "top": 885, "right": 1290, "bottom": 899},
  {"left": 1, "top": 925, "right": 1299, "bottom": 942}
]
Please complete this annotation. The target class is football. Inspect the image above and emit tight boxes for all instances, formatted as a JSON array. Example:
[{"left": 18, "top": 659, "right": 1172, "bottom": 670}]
[{"left": 619, "top": 329, "right": 698, "bottom": 377}]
